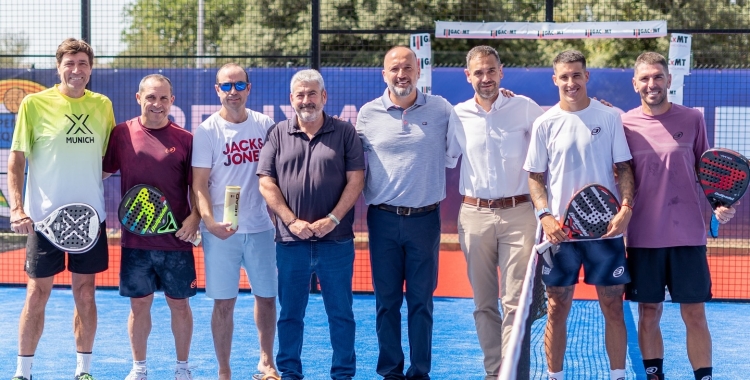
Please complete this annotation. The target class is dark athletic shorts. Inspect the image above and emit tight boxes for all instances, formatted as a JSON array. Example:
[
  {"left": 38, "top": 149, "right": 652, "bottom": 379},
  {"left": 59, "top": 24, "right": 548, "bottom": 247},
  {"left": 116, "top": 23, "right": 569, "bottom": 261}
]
[
  {"left": 541, "top": 237, "right": 630, "bottom": 287},
  {"left": 119, "top": 247, "right": 197, "bottom": 299},
  {"left": 625, "top": 245, "right": 712, "bottom": 303},
  {"left": 25, "top": 221, "right": 108, "bottom": 278}
]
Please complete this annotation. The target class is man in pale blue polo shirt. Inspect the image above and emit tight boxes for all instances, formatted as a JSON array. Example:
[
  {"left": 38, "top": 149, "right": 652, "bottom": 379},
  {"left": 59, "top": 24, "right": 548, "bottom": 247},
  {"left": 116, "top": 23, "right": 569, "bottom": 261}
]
[{"left": 356, "top": 46, "right": 455, "bottom": 380}]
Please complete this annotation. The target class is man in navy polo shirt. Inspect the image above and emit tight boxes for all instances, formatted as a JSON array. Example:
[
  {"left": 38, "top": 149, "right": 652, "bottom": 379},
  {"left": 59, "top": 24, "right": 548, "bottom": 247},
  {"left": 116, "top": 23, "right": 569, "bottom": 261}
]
[
  {"left": 356, "top": 46, "right": 455, "bottom": 380},
  {"left": 257, "top": 69, "right": 365, "bottom": 380}
]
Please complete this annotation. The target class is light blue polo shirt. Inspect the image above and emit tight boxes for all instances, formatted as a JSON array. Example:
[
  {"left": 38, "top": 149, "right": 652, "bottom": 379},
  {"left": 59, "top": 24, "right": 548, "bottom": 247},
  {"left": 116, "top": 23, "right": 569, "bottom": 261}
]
[{"left": 356, "top": 89, "right": 454, "bottom": 208}]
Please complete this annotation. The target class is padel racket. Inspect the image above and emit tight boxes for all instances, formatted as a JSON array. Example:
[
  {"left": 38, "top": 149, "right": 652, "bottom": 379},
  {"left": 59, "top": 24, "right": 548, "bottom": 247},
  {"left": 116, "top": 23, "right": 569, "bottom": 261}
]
[
  {"left": 118, "top": 184, "right": 200, "bottom": 246},
  {"left": 34, "top": 203, "right": 100, "bottom": 253},
  {"left": 698, "top": 148, "right": 750, "bottom": 237},
  {"left": 534, "top": 184, "right": 620, "bottom": 261}
]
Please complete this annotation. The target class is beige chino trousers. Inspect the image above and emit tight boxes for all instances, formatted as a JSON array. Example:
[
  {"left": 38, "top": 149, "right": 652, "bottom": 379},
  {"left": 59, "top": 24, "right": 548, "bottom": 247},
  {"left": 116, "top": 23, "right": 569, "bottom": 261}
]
[{"left": 457, "top": 201, "right": 536, "bottom": 379}]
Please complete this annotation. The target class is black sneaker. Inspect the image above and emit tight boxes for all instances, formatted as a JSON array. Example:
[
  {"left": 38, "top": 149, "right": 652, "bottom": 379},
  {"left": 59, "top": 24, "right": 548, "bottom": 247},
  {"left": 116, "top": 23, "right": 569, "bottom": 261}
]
[
  {"left": 75, "top": 373, "right": 94, "bottom": 380},
  {"left": 11, "top": 376, "right": 31, "bottom": 380}
]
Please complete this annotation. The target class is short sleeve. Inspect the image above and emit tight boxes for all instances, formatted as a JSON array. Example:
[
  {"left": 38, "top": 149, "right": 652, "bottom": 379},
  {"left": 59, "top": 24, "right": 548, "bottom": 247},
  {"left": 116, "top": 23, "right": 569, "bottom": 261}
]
[
  {"left": 10, "top": 97, "right": 34, "bottom": 154},
  {"left": 523, "top": 118, "right": 549, "bottom": 173},
  {"left": 191, "top": 124, "right": 214, "bottom": 169},
  {"left": 611, "top": 115, "right": 633, "bottom": 164},
  {"left": 342, "top": 122, "right": 365, "bottom": 172},
  {"left": 101, "top": 100, "right": 116, "bottom": 156},
  {"left": 102, "top": 124, "right": 122, "bottom": 174},
  {"left": 256, "top": 122, "right": 281, "bottom": 179}
]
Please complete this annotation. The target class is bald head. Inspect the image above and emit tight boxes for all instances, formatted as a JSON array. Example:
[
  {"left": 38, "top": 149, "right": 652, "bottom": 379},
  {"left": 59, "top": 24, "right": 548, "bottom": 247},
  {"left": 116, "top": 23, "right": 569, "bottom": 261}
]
[{"left": 383, "top": 46, "right": 417, "bottom": 67}]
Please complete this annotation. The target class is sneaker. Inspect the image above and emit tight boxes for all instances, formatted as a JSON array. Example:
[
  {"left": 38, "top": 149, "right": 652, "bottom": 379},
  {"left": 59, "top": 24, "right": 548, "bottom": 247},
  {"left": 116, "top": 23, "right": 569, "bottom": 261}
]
[
  {"left": 174, "top": 367, "right": 192, "bottom": 380},
  {"left": 124, "top": 369, "right": 147, "bottom": 380},
  {"left": 12, "top": 377, "right": 31, "bottom": 380},
  {"left": 75, "top": 374, "right": 95, "bottom": 380}
]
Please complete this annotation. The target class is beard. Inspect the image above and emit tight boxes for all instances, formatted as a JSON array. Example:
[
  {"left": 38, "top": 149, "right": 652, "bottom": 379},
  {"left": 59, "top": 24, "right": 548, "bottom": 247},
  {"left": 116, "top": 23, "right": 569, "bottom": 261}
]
[
  {"left": 295, "top": 104, "right": 322, "bottom": 123},
  {"left": 388, "top": 82, "right": 414, "bottom": 97},
  {"left": 641, "top": 89, "right": 668, "bottom": 107},
  {"left": 474, "top": 82, "right": 499, "bottom": 100}
]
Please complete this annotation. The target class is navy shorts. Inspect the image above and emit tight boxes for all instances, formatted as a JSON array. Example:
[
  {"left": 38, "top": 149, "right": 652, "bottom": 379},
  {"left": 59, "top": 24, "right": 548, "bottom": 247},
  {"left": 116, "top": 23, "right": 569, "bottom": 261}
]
[
  {"left": 625, "top": 245, "right": 712, "bottom": 303},
  {"left": 541, "top": 237, "right": 630, "bottom": 287},
  {"left": 119, "top": 248, "right": 197, "bottom": 299},
  {"left": 25, "top": 221, "right": 108, "bottom": 278}
]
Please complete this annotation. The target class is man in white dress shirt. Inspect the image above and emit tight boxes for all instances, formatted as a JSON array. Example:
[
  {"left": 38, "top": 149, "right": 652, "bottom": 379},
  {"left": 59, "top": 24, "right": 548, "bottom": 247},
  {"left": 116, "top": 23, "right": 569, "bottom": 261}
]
[{"left": 447, "top": 45, "right": 545, "bottom": 379}]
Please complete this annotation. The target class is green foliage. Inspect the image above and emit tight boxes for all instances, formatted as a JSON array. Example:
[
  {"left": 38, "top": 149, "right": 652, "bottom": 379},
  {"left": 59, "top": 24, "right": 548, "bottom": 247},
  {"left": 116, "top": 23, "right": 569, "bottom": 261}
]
[
  {"left": 0, "top": 32, "right": 29, "bottom": 68},
  {"left": 115, "top": 0, "right": 750, "bottom": 68},
  {"left": 113, "top": 0, "right": 247, "bottom": 68}
]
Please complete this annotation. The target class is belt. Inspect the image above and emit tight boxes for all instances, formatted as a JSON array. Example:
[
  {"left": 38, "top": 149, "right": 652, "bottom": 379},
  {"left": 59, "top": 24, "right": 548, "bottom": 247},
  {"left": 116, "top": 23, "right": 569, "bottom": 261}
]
[
  {"left": 375, "top": 203, "right": 439, "bottom": 216},
  {"left": 462, "top": 195, "right": 530, "bottom": 209}
]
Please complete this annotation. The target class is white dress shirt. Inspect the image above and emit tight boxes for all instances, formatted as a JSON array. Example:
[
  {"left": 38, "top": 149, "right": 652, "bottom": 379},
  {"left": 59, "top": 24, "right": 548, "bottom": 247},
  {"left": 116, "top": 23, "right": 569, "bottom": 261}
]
[{"left": 447, "top": 95, "right": 545, "bottom": 199}]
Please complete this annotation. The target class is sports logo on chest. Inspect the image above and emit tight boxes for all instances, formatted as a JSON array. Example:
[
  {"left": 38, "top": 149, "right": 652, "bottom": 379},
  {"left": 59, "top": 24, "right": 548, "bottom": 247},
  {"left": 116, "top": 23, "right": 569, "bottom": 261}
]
[
  {"left": 222, "top": 138, "right": 264, "bottom": 166},
  {"left": 65, "top": 113, "right": 95, "bottom": 144}
]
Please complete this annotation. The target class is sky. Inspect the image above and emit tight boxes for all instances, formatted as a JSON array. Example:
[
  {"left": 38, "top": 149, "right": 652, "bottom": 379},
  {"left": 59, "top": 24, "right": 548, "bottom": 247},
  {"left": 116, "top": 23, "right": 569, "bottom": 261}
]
[{"left": 0, "top": 0, "right": 133, "bottom": 67}]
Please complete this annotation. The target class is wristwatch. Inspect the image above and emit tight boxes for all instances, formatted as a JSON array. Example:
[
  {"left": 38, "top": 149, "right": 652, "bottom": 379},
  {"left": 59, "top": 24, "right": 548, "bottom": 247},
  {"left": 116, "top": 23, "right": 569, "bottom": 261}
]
[{"left": 535, "top": 207, "right": 552, "bottom": 220}]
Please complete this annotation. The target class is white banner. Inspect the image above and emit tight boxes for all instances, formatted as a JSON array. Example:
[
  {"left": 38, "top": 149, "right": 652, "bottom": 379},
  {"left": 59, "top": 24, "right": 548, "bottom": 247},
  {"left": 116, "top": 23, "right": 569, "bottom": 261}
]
[
  {"left": 668, "top": 73, "right": 684, "bottom": 105},
  {"left": 435, "top": 20, "right": 667, "bottom": 40},
  {"left": 410, "top": 33, "right": 433, "bottom": 94},
  {"left": 668, "top": 33, "right": 691, "bottom": 76}
]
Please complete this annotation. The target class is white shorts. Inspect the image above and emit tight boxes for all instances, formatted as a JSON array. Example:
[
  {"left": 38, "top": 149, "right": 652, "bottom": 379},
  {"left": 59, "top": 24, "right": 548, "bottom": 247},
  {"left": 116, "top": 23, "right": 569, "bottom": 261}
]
[{"left": 202, "top": 228, "right": 278, "bottom": 299}]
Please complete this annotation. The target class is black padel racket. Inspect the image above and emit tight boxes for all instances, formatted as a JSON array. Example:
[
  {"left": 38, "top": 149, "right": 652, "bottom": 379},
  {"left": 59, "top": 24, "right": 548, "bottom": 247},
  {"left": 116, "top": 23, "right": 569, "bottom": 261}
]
[
  {"left": 118, "top": 184, "right": 200, "bottom": 245},
  {"left": 698, "top": 148, "right": 750, "bottom": 237},
  {"left": 534, "top": 184, "right": 620, "bottom": 255},
  {"left": 34, "top": 203, "right": 100, "bottom": 253}
]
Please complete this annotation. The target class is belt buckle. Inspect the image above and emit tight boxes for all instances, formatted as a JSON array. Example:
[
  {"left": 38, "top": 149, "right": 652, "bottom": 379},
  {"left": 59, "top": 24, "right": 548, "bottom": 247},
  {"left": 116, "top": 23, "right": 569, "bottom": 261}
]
[{"left": 396, "top": 206, "right": 411, "bottom": 216}]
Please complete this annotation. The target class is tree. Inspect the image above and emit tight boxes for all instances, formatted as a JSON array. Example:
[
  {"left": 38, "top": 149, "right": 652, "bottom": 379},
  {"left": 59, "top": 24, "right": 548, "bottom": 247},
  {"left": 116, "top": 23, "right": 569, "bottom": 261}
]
[
  {"left": 113, "top": 0, "right": 247, "bottom": 68},
  {"left": 0, "top": 32, "right": 29, "bottom": 68}
]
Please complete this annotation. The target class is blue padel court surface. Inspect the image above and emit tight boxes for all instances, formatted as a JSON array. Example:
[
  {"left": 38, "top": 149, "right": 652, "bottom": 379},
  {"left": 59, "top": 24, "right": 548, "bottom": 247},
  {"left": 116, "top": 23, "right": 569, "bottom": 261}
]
[{"left": 0, "top": 288, "right": 747, "bottom": 379}]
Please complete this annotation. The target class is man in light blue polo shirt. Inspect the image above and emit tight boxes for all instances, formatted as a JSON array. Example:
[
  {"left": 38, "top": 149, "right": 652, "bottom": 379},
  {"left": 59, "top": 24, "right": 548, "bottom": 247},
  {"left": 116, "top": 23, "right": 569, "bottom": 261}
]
[{"left": 356, "top": 45, "right": 455, "bottom": 380}]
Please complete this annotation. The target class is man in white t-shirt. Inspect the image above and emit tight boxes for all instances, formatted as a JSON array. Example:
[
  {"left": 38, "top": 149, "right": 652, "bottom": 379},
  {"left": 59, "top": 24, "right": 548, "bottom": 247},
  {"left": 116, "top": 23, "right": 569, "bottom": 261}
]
[
  {"left": 523, "top": 50, "right": 635, "bottom": 380},
  {"left": 191, "top": 63, "right": 280, "bottom": 380},
  {"left": 446, "top": 45, "right": 544, "bottom": 379}
]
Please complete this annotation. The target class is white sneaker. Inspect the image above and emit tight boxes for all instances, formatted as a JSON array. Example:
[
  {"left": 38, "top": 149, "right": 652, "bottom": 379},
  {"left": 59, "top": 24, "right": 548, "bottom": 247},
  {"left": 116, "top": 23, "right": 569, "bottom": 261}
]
[
  {"left": 124, "top": 369, "right": 147, "bottom": 380},
  {"left": 174, "top": 367, "right": 192, "bottom": 380}
]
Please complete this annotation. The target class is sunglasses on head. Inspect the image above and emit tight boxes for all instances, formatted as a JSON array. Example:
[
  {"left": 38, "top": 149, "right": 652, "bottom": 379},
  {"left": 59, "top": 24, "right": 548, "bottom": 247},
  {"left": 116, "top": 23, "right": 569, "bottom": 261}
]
[{"left": 217, "top": 81, "right": 248, "bottom": 92}]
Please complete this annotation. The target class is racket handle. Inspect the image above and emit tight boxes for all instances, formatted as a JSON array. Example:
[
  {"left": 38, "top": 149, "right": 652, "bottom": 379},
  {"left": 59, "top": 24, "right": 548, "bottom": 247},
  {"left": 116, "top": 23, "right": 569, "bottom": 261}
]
[
  {"left": 709, "top": 214, "right": 720, "bottom": 238},
  {"left": 534, "top": 240, "right": 553, "bottom": 253}
]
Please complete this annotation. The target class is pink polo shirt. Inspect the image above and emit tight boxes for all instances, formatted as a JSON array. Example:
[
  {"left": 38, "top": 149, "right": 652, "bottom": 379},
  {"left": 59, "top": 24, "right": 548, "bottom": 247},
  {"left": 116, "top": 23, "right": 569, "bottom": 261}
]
[{"left": 621, "top": 104, "right": 710, "bottom": 248}]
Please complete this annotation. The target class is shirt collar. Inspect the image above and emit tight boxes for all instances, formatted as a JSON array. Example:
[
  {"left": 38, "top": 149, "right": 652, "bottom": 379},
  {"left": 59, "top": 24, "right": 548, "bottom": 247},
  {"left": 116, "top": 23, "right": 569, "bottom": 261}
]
[
  {"left": 286, "top": 111, "right": 335, "bottom": 135},
  {"left": 473, "top": 94, "right": 507, "bottom": 113},
  {"left": 380, "top": 88, "right": 426, "bottom": 110}
]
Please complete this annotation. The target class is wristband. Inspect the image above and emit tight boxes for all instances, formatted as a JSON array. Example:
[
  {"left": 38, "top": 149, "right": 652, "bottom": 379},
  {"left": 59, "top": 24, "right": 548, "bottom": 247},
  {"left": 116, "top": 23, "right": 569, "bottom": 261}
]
[
  {"left": 285, "top": 218, "right": 297, "bottom": 227},
  {"left": 327, "top": 213, "right": 340, "bottom": 225},
  {"left": 620, "top": 203, "right": 633, "bottom": 211},
  {"left": 535, "top": 207, "right": 552, "bottom": 220}
]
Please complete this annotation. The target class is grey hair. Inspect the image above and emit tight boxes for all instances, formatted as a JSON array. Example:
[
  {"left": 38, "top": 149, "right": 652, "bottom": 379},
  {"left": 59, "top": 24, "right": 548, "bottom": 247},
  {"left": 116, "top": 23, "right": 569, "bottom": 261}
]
[
  {"left": 290, "top": 69, "right": 325, "bottom": 93},
  {"left": 139, "top": 74, "right": 173, "bottom": 95}
]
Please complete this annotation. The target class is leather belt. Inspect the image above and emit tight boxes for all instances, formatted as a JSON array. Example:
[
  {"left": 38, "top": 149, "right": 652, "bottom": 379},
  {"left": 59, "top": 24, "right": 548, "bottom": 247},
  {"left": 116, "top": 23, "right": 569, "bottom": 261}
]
[
  {"left": 462, "top": 195, "right": 530, "bottom": 209},
  {"left": 375, "top": 203, "right": 439, "bottom": 216}
]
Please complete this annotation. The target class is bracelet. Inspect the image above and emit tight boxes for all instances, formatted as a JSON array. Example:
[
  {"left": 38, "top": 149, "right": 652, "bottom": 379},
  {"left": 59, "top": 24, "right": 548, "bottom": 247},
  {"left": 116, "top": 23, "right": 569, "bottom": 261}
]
[
  {"left": 620, "top": 203, "right": 633, "bottom": 211},
  {"left": 327, "top": 213, "right": 340, "bottom": 225},
  {"left": 11, "top": 216, "right": 30, "bottom": 224},
  {"left": 285, "top": 218, "right": 297, "bottom": 227}
]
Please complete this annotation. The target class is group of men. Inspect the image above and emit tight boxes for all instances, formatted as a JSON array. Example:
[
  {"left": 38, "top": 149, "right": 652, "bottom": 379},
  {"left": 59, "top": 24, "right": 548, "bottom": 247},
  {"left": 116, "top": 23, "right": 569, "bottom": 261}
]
[{"left": 6, "top": 37, "right": 734, "bottom": 380}]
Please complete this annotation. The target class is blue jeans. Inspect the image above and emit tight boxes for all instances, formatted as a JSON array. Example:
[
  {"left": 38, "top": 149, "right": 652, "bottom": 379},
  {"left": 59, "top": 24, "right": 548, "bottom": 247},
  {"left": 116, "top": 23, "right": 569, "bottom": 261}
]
[
  {"left": 367, "top": 205, "right": 440, "bottom": 380},
  {"left": 276, "top": 239, "right": 356, "bottom": 380}
]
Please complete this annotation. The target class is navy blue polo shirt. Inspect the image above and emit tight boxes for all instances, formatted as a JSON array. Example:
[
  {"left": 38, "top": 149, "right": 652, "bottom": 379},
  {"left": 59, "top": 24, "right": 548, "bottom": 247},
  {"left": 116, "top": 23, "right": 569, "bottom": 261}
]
[{"left": 257, "top": 112, "right": 365, "bottom": 242}]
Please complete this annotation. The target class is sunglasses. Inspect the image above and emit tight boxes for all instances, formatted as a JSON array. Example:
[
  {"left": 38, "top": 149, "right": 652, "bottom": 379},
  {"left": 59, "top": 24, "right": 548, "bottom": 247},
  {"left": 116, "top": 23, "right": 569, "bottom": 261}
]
[{"left": 217, "top": 81, "right": 248, "bottom": 92}]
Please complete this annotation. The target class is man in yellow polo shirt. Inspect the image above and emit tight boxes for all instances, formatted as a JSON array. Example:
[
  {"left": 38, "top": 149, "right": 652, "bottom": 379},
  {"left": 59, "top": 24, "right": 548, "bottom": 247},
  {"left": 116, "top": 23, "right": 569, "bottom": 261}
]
[{"left": 8, "top": 38, "right": 115, "bottom": 380}]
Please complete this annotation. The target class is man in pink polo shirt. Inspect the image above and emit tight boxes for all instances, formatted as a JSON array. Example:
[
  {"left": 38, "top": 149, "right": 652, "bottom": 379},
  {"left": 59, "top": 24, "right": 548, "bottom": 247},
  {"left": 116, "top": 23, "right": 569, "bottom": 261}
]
[{"left": 621, "top": 52, "right": 737, "bottom": 380}]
